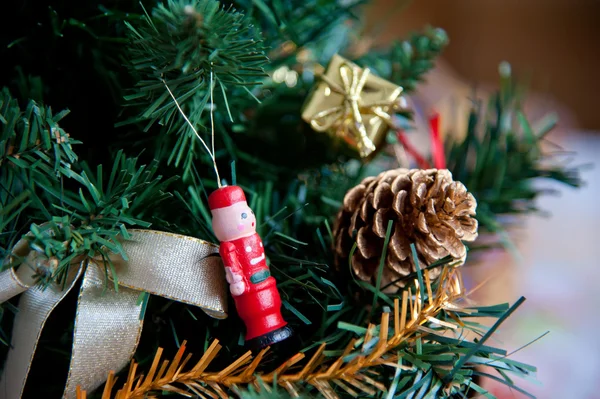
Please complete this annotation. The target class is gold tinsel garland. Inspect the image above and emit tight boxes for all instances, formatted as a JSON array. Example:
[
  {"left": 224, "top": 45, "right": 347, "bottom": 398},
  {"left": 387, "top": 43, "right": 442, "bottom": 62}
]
[{"left": 89, "top": 267, "right": 468, "bottom": 399}]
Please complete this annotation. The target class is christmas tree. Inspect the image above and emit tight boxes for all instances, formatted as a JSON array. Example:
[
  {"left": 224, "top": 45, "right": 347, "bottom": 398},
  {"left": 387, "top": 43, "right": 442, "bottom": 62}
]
[{"left": 0, "top": 0, "right": 581, "bottom": 398}]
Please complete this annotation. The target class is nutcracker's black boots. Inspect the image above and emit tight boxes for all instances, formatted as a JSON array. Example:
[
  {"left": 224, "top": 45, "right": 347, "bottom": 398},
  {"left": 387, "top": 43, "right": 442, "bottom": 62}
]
[{"left": 246, "top": 325, "right": 294, "bottom": 352}]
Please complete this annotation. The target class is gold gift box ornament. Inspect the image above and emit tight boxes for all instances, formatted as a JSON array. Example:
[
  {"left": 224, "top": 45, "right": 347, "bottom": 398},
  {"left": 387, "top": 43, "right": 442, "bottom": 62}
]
[{"left": 302, "top": 54, "right": 408, "bottom": 158}]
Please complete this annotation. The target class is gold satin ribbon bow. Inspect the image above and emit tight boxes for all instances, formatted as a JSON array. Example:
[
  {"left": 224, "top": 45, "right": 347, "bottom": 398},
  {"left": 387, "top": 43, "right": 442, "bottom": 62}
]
[
  {"left": 0, "top": 229, "right": 227, "bottom": 399},
  {"left": 309, "top": 59, "right": 405, "bottom": 158}
]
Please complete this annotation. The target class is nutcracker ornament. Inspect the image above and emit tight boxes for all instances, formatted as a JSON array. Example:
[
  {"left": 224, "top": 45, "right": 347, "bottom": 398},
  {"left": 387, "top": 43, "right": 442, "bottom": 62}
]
[
  {"left": 209, "top": 186, "right": 292, "bottom": 348},
  {"left": 163, "top": 75, "right": 291, "bottom": 349}
]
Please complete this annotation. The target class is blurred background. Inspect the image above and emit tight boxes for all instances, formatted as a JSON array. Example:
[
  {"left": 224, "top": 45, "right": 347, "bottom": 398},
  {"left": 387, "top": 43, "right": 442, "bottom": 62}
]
[
  {"left": 366, "top": 1, "right": 600, "bottom": 398},
  {"left": 367, "top": 0, "right": 600, "bottom": 129}
]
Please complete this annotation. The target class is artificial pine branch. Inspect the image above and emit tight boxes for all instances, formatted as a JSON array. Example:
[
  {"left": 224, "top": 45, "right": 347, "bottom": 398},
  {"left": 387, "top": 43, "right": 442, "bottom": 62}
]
[
  {"left": 0, "top": 87, "right": 80, "bottom": 349},
  {"left": 387, "top": 26, "right": 449, "bottom": 92},
  {"left": 97, "top": 267, "right": 534, "bottom": 399},
  {"left": 446, "top": 67, "right": 583, "bottom": 234},
  {"left": 123, "top": 0, "right": 269, "bottom": 177},
  {"left": 0, "top": 87, "right": 78, "bottom": 184},
  {"left": 0, "top": 88, "right": 79, "bottom": 253},
  {"left": 234, "top": 0, "right": 366, "bottom": 59},
  {"left": 350, "top": 26, "right": 448, "bottom": 94},
  {"left": 23, "top": 153, "right": 175, "bottom": 287},
  {"left": 1, "top": 88, "right": 174, "bottom": 287}
]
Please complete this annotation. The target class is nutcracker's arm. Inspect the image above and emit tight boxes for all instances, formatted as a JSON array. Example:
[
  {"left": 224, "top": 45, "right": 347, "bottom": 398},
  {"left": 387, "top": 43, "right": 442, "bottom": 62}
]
[
  {"left": 219, "top": 242, "right": 247, "bottom": 296},
  {"left": 219, "top": 242, "right": 241, "bottom": 273}
]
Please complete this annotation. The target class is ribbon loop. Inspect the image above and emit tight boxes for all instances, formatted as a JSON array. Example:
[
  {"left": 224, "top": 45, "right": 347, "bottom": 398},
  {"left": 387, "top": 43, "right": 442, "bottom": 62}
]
[
  {"left": 0, "top": 229, "right": 227, "bottom": 399},
  {"left": 1, "top": 260, "right": 83, "bottom": 399},
  {"left": 0, "top": 239, "right": 43, "bottom": 303},
  {"left": 111, "top": 230, "right": 226, "bottom": 318},
  {"left": 64, "top": 261, "right": 142, "bottom": 398}
]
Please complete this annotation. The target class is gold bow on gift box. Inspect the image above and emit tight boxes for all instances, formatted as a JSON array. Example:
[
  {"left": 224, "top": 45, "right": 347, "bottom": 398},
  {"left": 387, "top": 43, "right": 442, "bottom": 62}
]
[
  {"left": 0, "top": 230, "right": 227, "bottom": 399},
  {"left": 302, "top": 54, "right": 408, "bottom": 158}
]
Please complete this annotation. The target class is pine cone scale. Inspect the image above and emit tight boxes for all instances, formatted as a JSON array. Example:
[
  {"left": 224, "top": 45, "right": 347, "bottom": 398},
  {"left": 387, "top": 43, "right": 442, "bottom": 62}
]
[
  {"left": 351, "top": 254, "right": 377, "bottom": 281},
  {"left": 357, "top": 227, "right": 382, "bottom": 259},
  {"left": 391, "top": 173, "right": 411, "bottom": 194},
  {"left": 417, "top": 212, "right": 430, "bottom": 234},
  {"left": 390, "top": 227, "right": 411, "bottom": 261},
  {"left": 392, "top": 190, "right": 408, "bottom": 216},
  {"left": 374, "top": 182, "right": 394, "bottom": 208},
  {"left": 349, "top": 209, "right": 362, "bottom": 236},
  {"left": 373, "top": 208, "right": 393, "bottom": 238},
  {"left": 416, "top": 240, "right": 445, "bottom": 265},
  {"left": 344, "top": 185, "right": 366, "bottom": 211},
  {"left": 360, "top": 193, "right": 374, "bottom": 221}
]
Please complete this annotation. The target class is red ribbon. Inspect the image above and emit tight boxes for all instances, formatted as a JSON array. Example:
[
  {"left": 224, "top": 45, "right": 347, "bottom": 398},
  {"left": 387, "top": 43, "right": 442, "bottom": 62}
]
[
  {"left": 396, "top": 130, "right": 431, "bottom": 169},
  {"left": 396, "top": 113, "right": 446, "bottom": 169},
  {"left": 429, "top": 113, "right": 446, "bottom": 169}
]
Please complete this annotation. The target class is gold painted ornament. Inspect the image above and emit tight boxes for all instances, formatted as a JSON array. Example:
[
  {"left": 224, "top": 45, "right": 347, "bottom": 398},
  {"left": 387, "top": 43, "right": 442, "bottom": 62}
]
[
  {"left": 333, "top": 168, "right": 478, "bottom": 292},
  {"left": 301, "top": 54, "right": 408, "bottom": 158}
]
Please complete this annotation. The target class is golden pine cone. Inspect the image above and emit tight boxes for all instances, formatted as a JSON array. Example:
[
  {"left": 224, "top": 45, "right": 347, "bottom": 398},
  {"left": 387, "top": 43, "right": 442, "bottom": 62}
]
[{"left": 333, "top": 168, "right": 478, "bottom": 292}]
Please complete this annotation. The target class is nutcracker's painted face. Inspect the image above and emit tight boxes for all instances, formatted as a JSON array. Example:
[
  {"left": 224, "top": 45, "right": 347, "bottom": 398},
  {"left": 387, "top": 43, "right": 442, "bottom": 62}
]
[{"left": 211, "top": 200, "right": 257, "bottom": 242}]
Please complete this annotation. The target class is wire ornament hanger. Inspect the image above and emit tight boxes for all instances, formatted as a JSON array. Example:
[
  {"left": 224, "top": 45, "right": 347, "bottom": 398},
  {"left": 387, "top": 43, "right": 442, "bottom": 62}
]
[{"left": 162, "top": 65, "right": 222, "bottom": 187}]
